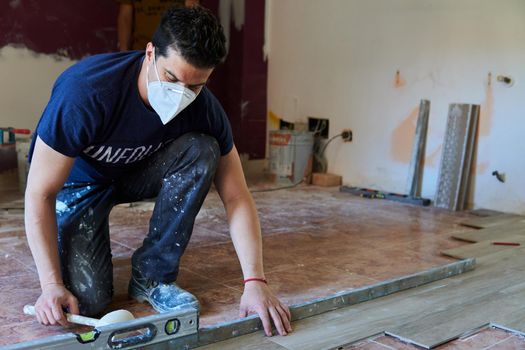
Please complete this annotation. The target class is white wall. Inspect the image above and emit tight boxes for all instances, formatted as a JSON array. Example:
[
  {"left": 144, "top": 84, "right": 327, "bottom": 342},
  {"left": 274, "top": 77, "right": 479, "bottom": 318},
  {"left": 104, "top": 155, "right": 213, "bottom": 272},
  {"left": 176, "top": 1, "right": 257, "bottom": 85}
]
[
  {"left": 0, "top": 46, "right": 76, "bottom": 130},
  {"left": 267, "top": 0, "right": 525, "bottom": 213}
]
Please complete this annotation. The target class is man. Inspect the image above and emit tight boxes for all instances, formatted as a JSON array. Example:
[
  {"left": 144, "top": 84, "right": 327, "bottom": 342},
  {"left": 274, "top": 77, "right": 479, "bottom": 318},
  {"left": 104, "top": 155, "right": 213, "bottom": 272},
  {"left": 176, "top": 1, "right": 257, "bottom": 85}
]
[{"left": 25, "top": 6, "right": 292, "bottom": 337}]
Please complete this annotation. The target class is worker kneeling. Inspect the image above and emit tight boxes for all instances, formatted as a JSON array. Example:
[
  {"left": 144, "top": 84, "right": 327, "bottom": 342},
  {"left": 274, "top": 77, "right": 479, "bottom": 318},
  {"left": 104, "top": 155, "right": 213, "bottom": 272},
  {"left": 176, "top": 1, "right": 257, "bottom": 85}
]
[{"left": 25, "top": 5, "right": 292, "bottom": 337}]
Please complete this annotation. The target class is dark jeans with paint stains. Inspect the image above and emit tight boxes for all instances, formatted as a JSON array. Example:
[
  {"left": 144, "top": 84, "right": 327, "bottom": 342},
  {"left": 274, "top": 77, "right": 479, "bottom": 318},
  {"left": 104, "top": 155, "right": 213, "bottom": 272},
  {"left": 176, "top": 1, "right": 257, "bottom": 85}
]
[{"left": 56, "top": 133, "right": 220, "bottom": 316}]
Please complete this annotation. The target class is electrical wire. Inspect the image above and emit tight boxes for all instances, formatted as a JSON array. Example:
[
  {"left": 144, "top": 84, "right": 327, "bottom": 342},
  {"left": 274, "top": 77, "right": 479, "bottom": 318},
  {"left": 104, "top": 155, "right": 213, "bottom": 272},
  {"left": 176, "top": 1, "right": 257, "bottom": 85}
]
[
  {"left": 314, "top": 133, "right": 343, "bottom": 173},
  {"left": 250, "top": 179, "right": 305, "bottom": 193},
  {"left": 319, "top": 133, "right": 343, "bottom": 158},
  {"left": 312, "top": 119, "right": 327, "bottom": 136}
]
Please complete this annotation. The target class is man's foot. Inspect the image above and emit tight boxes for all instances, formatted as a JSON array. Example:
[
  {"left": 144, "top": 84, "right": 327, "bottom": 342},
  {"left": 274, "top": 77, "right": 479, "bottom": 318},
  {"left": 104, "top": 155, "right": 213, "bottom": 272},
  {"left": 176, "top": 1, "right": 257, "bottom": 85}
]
[{"left": 128, "top": 268, "right": 200, "bottom": 313}]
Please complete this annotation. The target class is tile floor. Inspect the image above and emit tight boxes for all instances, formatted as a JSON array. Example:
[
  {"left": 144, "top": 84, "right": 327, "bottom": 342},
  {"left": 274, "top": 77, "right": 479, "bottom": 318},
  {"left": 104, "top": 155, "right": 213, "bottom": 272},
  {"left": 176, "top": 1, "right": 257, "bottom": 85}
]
[
  {"left": 0, "top": 183, "right": 515, "bottom": 348},
  {"left": 344, "top": 327, "right": 525, "bottom": 349}
]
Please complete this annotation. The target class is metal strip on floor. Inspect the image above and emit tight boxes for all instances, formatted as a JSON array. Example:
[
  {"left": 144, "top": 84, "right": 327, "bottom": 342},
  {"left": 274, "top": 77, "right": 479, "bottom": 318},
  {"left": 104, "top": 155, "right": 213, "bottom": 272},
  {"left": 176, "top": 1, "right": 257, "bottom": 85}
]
[
  {"left": 434, "top": 103, "right": 480, "bottom": 211},
  {"left": 406, "top": 99, "right": 430, "bottom": 198},
  {"left": 167, "top": 258, "right": 475, "bottom": 350},
  {"left": 4, "top": 259, "right": 475, "bottom": 350},
  {"left": 3, "top": 308, "right": 198, "bottom": 350}
]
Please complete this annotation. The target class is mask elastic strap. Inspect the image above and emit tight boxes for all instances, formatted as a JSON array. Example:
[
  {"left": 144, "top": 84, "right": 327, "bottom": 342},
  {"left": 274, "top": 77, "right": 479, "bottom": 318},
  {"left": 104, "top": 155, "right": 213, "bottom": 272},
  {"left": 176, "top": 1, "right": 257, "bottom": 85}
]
[
  {"left": 152, "top": 49, "right": 163, "bottom": 84},
  {"left": 145, "top": 57, "right": 150, "bottom": 92}
]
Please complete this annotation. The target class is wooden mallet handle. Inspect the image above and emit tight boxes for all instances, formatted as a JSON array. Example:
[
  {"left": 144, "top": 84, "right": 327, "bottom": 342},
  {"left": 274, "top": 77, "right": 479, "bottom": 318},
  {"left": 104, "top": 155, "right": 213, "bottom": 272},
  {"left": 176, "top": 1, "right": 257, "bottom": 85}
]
[{"left": 23, "top": 305, "right": 99, "bottom": 327}]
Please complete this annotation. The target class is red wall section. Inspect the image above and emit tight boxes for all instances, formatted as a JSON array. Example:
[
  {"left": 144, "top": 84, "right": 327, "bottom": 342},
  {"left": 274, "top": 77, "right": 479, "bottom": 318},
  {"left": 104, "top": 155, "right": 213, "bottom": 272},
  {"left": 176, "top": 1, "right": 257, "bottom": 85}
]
[
  {"left": 0, "top": 0, "right": 266, "bottom": 158},
  {"left": 0, "top": 0, "right": 118, "bottom": 59},
  {"left": 204, "top": 0, "right": 267, "bottom": 159}
]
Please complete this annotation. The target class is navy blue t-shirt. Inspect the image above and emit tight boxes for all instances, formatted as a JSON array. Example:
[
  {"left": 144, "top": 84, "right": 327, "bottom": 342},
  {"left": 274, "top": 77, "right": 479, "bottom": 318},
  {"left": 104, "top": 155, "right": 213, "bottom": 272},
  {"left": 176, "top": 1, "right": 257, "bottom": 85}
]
[{"left": 29, "top": 51, "right": 233, "bottom": 183}]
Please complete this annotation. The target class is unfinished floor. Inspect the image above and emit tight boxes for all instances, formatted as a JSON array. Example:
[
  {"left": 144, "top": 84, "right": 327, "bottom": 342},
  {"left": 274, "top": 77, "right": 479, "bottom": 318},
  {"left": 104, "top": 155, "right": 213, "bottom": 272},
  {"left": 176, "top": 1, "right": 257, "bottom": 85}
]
[{"left": 1, "top": 184, "right": 524, "bottom": 348}]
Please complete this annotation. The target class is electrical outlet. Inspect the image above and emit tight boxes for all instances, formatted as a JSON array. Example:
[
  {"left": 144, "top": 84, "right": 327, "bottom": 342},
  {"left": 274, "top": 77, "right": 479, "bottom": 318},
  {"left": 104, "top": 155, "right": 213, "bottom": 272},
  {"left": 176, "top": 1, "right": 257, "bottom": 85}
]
[
  {"left": 341, "top": 129, "right": 352, "bottom": 142},
  {"left": 308, "top": 117, "right": 329, "bottom": 139}
]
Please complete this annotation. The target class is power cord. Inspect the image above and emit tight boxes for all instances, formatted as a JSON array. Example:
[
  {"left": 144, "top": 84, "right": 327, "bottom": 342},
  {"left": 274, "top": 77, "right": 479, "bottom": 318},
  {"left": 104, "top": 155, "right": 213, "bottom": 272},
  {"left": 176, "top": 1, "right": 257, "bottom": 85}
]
[
  {"left": 250, "top": 179, "right": 304, "bottom": 193},
  {"left": 314, "top": 133, "right": 343, "bottom": 173}
]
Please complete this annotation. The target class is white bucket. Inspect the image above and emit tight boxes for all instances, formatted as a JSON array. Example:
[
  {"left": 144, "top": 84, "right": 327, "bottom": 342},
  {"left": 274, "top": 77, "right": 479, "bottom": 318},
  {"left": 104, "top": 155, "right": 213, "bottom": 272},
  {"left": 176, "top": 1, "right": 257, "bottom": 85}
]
[{"left": 269, "top": 130, "right": 314, "bottom": 184}]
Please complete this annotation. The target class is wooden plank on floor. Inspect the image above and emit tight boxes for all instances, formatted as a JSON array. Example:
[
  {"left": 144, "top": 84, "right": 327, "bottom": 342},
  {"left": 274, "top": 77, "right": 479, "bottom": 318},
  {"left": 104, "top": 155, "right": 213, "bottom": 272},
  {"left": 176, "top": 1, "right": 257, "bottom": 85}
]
[
  {"left": 452, "top": 221, "right": 525, "bottom": 243},
  {"left": 384, "top": 248, "right": 525, "bottom": 349},
  {"left": 112, "top": 256, "right": 131, "bottom": 267},
  {"left": 493, "top": 315, "right": 525, "bottom": 336},
  {"left": 267, "top": 260, "right": 493, "bottom": 350},
  {"left": 387, "top": 286, "right": 525, "bottom": 349},
  {"left": 442, "top": 235, "right": 525, "bottom": 259},
  {"left": 267, "top": 293, "right": 419, "bottom": 350},
  {"left": 267, "top": 268, "right": 485, "bottom": 349},
  {"left": 191, "top": 259, "right": 474, "bottom": 350},
  {"left": 468, "top": 208, "right": 506, "bottom": 217},
  {"left": 192, "top": 249, "right": 525, "bottom": 350},
  {"left": 459, "top": 214, "right": 524, "bottom": 229},
  {"left": 196, "top": 332, "right": 289, "bottom": 350},
  {"left": 0, "top": 199, "right": 24, "bottom": 210}
]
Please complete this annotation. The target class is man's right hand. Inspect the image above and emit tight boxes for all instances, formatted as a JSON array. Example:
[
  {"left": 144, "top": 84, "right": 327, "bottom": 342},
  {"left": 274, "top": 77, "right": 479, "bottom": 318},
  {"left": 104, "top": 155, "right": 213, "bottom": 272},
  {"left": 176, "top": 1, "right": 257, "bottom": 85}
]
[{"left": 34, "top": 284, "right": 79, "bottom": 326}]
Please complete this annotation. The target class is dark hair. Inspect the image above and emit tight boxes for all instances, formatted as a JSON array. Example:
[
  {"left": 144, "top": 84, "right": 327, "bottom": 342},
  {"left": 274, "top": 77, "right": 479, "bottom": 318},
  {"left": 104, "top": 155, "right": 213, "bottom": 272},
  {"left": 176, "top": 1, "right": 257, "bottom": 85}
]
[{"left": 152, "top": 6, "right": 227, "bottom": 69}]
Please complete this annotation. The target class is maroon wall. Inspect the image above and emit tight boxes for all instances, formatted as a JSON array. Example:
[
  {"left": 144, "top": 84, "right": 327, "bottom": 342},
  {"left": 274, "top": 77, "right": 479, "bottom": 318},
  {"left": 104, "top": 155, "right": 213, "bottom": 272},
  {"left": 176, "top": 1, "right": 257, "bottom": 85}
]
[
  {"left": 0, "top": 0, "right": 267, "bottom": 158},
  {"left": 0, "top": 0, "right": 118, "bottom": 59},
  {"left": 204, "top": 0, "right": 268, "bottom": 159}
]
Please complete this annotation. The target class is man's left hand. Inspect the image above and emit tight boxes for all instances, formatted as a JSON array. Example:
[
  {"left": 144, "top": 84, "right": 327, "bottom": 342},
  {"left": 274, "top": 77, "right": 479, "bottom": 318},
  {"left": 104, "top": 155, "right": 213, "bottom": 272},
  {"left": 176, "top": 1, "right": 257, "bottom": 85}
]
[{"left": 239, "top": 281, "right": 292, "bottom": 336}]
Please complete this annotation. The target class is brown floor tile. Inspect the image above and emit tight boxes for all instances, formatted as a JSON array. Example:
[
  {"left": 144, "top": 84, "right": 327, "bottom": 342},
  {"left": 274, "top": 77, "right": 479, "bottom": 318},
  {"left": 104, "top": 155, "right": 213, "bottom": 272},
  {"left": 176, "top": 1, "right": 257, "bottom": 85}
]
[
  {"left": 176, "top": 267, "right": 223, "bottom": 291},
  {"left": 110, "top": 298, "right": 157, "bottom": 320},
  {"left": 434, "top": 328, "right": 514, "bottom": 349},
  {"left": 370, "top": 329, "right": 525, "bottom": 350},
  {"left": 401, "top": 236, "right": 469, "bottom": 258},
  {"left": 0, "top": 228, "right": 26, "bottom": 238},
  {"left": 110, "top": 239, "right": 135, "bottom": 259},
  {"left": 0, "top": 321, "right": 72, "bottom": 346},
  {"left": 109, "top": 218, "right": 230, "bottom": 252},
  {"left": 318, "top": 241, "right": 455, "bottom": 281},
  {"left": 339, "top": 339, "right": 392, "bottom": 349},
  {"left": 374, "top": 335, "right": 421, "bottom": 349},
  {"left": 0, "top": 197, "right": 24, "bottom": 208},
  {"left": 197, "top": 286, "right": 243, "bottom": 327},
  {"left": 487, "top": 334, "right": 525, "bottom": 349},
  {"left": 109, "top": 225, "right": 149, "bottom": 250},
  {"left": 0, "top": 236, "right": 36, "bottom": 271},
  {"left": 110, "top": 264, "right": 240, "bottom": 327},
  {"left": 181, "top": 242, "right": 244, "bottom": 282},
  {"left": 0, "top": 252, "right": 34, "bottom": 278},
  {"left": 109, "top": 206, "right": 152, "bottom": 227},
  {"left": 187, "top": 223, "right": 231, "bottom": 248},
  {"left": 0, "top": 224, "right": 25, "bottom": 234},
  {"left": 112, "top": 264, "right": 133, "bottom": 302},
  {"left": 0, "top": 185, "right": 484, "bottom": 347},
  {"left": 0, "top": 274, "right": 42, "bottom": 325},
  {"left": 225, "top": 263, "right": 377, "bottom": 307}
]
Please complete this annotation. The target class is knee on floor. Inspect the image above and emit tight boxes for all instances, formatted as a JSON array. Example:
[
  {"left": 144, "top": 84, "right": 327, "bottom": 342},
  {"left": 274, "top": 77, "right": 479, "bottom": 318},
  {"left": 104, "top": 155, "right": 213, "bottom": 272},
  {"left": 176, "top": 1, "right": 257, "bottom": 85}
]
[
  {"left": 77, "top": 288, "right": 113, "bottom": 317},
  {"left": 180, "top": 133, "right": 220, "bottom": 161}
]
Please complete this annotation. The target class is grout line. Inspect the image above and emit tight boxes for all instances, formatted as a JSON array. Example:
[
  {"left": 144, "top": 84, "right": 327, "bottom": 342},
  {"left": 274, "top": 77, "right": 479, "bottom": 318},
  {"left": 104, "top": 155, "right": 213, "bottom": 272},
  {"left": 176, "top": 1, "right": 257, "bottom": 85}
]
[
  {"left": 180, "top": 268, "right": 244, "bottom": 293},
  {"left": 483, "top": 334, "right": 514, "bottom": 349},
  {"left": 370, "top": 339, "right": 398, "bottom": 349},
  {"left": 12, "top": 257, "right": 36, "bottom": 273},
  {"left": 188, "top": 239, "right": 233, "bottom": 249},
  {"left": 110, "top": 239, "right": 137, "bottom": 251}
]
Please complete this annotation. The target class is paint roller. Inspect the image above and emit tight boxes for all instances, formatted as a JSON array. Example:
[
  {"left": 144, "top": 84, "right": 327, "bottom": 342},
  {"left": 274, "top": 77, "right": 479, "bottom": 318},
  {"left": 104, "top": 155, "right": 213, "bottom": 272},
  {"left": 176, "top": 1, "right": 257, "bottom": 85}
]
[{"left": 23, "top": 305, "right": 134, "bottom": 327}]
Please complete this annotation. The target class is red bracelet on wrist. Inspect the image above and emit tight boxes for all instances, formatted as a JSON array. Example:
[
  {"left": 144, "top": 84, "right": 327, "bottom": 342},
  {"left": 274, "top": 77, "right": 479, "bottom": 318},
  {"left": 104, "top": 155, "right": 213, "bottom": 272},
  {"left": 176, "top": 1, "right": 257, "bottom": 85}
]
[{"left": 243, "top": 278, "right": 267, "bottom": 284}]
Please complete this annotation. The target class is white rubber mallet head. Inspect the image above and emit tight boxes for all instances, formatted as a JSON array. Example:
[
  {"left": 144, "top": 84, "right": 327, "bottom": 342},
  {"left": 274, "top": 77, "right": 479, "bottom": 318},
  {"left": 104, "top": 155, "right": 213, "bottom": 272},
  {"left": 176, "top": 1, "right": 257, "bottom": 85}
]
[
  {"left": 23, "top": 305, "right": 134, "bottom": 327},
  {"left": 96, "top": 309, "right": 135, "bottom": 326}
]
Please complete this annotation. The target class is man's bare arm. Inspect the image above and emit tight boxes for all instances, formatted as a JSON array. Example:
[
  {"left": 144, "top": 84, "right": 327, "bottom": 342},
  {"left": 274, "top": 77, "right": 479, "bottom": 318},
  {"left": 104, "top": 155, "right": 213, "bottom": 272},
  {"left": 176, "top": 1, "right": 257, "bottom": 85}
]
[
  {"left": 214, "top": 145, "right": 292, "bottom": 336},
  {"left": 25, "top": 136, "right": 78, "bottom": 326}
]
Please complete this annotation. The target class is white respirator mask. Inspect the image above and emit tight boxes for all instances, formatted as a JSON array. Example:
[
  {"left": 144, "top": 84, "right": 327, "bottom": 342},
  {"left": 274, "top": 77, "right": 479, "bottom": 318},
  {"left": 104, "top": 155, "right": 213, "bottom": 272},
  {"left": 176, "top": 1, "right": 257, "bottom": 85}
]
[{"left": 146, "top": 50, "right": 197, "bottom": 125}]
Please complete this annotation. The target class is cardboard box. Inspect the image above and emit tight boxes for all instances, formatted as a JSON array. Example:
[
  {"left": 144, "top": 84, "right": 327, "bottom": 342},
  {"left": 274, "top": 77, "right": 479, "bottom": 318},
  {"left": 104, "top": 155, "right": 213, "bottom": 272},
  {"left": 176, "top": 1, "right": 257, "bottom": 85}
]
[{"left": 312, "top": 173, "right": 342, "bottom": 187}]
